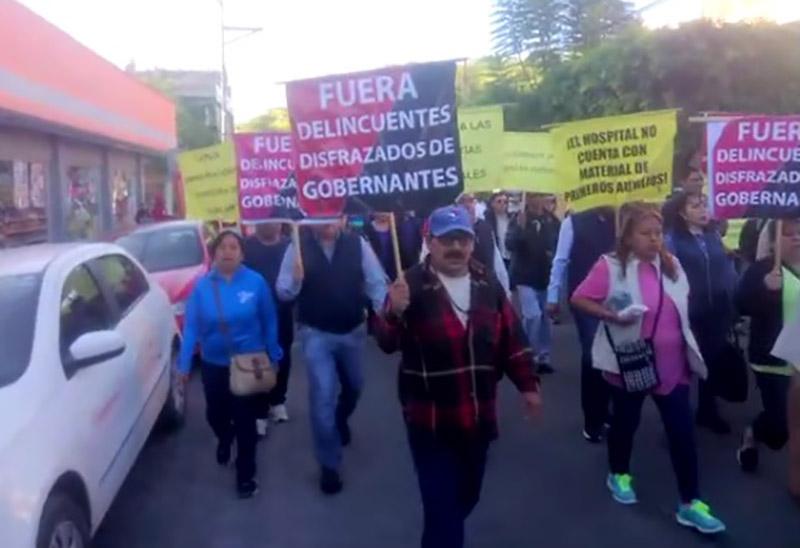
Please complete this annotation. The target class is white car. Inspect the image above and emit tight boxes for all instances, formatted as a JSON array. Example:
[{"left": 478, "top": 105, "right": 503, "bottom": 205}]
[{"left": 0, "top": 243, "right": 186, "bottom": 548}]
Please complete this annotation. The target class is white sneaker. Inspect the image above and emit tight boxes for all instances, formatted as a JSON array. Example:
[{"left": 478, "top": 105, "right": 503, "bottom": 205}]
[
  {"left": 269, "top": 404, "right": 289, "bottom": 423},
  {"left": 256, "top": 419, "right": 269, "bottom": 437}
]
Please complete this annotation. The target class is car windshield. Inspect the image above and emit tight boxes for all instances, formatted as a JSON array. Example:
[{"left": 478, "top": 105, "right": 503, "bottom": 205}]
[
  {"left": 117, "top": 227, "right": 204, "bottom": 273},
  {"left": 0, "top": 273, "right": 41, "bottom": 388}
]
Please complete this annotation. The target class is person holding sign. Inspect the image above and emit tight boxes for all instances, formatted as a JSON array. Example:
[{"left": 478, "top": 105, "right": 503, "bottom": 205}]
[
  {"left": 506, "top": 193, "right": 560, "bottom": 374},
  {"left": 276, "top": 219, "right": 387, "bottom": 495},
  {"left": 770, "top": 299, "right": 800, "bottom": 501},
  {"left": 455, "top": 193, "right": 511, "bottom": 295},
  {"left": 178, "top": 230, "right": 284, "bottom": 499},
  {"left": 735, "top": 219, "right": 800, "bottom": 474},
  {"left": 664, "top": 192, "right": 737, "bottom": 435},
  {"left": 364, "top": 212, "right": 423, "bottom": 282},
  {"left": 374, "top": 205, "right": 541, "bottom": 548},
  {"left": 484, "top": 191, "right": 513, "bottom": 270},
  {"left": 547, "top": 207, "right": 616, "bottom": 443},
  {"left": 571, "top": 203, "right": 726, "bottom": 535},
  {"left": 244, "top": 222, "right": 296, "bottom": 428}
]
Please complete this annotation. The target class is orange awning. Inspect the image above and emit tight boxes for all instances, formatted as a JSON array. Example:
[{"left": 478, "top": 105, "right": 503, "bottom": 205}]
[{"left": 0, "top": 1, "right": 176, "bottom": 152}]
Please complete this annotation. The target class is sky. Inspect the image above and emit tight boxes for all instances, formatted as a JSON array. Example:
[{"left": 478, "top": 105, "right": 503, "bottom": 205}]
[{"left": 16, "top": 0, "right": 800, "bottom": 123}]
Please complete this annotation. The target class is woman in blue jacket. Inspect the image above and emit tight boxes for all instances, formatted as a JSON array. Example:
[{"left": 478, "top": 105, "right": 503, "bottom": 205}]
[
  {"left": 665, "top": 192, "right": 736, "bottom": 434},
  {"left": 178, "top": 230, "right": 283, "bottom": 498}
]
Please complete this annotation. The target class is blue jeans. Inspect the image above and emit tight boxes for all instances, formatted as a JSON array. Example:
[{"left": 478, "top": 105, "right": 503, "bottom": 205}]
[
  {"left": 301, "top": 324, "right": 365, "bottom": 470},
  {"left": 407, "top": 428, "right": 489, "bottom": 548},
  {"left": 516, "top": 285, "right": 551, "bottom": 364}
]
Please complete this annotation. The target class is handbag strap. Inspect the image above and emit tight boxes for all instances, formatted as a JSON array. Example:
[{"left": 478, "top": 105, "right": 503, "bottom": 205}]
[
  {"left": 211, "top": 279, "right": 235, "bottom": 359},
  {"left": 603, "top": 266, "right": 665, "bottom": 346},
  {"left": 648, "top": 267, "right": 665, "bottom": 340}
]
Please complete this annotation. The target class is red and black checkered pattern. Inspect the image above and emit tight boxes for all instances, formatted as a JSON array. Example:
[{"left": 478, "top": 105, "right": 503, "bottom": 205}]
[{"left": 373, "top": 258, "right": 539, "bottom": 443}]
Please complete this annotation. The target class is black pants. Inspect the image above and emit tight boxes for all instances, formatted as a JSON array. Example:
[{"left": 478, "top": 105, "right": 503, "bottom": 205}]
[
  {"left": 696, "top": 331, "right": 725, "bottom": 419},
  {"left": 201, "top": 363, "right": 257, "bottom": 483},
  {"left": 697, "top": 378, "right": 720, "bottom": 418},
  {"left": 572, "top": 307, "right": 611, "bottom": 434},
  {"left": 254, "top": 326, "right": 294, "bottom": 418},
  {"left": 608, "top": 384, "right": 699, "bottom": 503},
  {"left": 407, "top": 429, "right": 489, "bottom": 548},
  {"left": 753, "top": 371, "right": 791, "bottom": 450},
  {"left": 269, "top": 325, "right": 294, "bottom": 406}
]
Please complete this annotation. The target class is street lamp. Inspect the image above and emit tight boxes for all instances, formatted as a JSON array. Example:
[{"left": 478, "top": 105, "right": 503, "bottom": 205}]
[{"left": 218, "top": 0, "right": 262, "bottom": 141}]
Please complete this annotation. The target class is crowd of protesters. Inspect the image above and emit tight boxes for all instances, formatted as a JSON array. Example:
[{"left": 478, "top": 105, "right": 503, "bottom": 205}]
[{"left": 176, "top": 175, "right": 800, "bottom": 548}]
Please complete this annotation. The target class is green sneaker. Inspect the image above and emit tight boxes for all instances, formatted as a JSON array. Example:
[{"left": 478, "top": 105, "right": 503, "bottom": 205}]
[
  {"left": 606, "top": 473, "right": 638, "bottom": 505},
  {"left": 676, "top": 500, "right": 726, "bottom": 534}
]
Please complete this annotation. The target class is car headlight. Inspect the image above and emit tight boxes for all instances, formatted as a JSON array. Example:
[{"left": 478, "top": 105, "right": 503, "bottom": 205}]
[{"left": 172, "top": 301, "right": 186, "bottom": 315}]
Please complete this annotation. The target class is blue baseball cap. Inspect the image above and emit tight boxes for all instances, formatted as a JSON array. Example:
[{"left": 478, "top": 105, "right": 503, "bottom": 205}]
[{"left": 428, "top": 206, "right": 474, "bottom": 238}]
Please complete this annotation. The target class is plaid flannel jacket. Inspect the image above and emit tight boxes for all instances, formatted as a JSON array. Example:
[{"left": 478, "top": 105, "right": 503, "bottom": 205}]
[{"left": 373, "top": 257, "right": 539, "bottom": 443}]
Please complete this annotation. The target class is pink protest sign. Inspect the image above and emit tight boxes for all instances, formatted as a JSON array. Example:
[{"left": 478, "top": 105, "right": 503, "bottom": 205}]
[
  {"left": 708, "top": 116, "right": 800, "bottom": 219},
  {"left": 233, "top": 132, "right": 301, "bottom": 222}
]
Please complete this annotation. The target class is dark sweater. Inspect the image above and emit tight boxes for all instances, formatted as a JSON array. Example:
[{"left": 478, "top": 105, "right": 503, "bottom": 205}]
[
  {"left": 363, "top": 216, "right": 423, "bottom": 281},
  {"left": 567, "top": 208, "right": 616, "bottom": 298},
  {"left": 473, "top": 219, "right": 496, "bottom": 273},
  {"left": 667, "top": 227, "right": 735, "bottom": 355},
  {"left": 736, "top": 258, "right": 798, "bottom": 368},
  {"left": 243, "top": 236, "right": 293, "bottom": 342},
  {"left": 505, "top": 211, "right": 560, "bottom": 290}
]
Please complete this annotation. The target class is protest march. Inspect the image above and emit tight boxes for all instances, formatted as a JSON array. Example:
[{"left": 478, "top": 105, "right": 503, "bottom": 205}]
[
  {"left": 170, "top": 58, "right": 800, "bottom": 546},
  {"left": 4, "top": 5, "right": 800, "bottom": 546}
]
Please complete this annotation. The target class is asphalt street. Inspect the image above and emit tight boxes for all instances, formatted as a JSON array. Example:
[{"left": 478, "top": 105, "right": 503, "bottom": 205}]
[{"left": 94, "top": 321, "right": 800, "bottom": 548}]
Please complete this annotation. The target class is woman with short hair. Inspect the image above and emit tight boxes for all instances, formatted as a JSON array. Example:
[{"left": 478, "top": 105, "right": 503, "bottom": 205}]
[
  {"left": 178, "top": 230, "right": 283, "bottom": 498},
  {"left": 664, "top": 191, "right": 737, "bottom": 434},
  {"left": 571, "top": 203, "right": 725, "bottom": 534}
]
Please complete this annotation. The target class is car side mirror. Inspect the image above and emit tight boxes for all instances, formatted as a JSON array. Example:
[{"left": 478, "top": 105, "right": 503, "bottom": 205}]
[{"left": 67, "top": 330, "right": 126, "bottom": 373}]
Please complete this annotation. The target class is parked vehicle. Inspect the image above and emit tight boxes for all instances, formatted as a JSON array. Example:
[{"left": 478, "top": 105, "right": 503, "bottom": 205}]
[
  {"left": 116, "top": 220, "right": 210, "bottom": 331},
  {"left": 0, "top": 243, "right": 185, "bottom": 548}
]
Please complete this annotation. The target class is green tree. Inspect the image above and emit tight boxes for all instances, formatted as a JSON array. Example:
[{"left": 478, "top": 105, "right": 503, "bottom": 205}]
[
  {"left": 237, "top": 108, "right": 291, "bottom": 132},
  {"left": 564, "top": 0, "right": 639, "bottom": 53},
  {"left": 491, "top": 0, "right": 638, "bottom": 71},
  {"left": 509, "top": 20, "right": 800, "bottom": 168},
  {"left": 527, "top": 0, "right": 569, "bottom": 70},
  {"left": 135, "top": 73, "right": 219, "bottom": 150},
  {"left": 457, "top": 56, "right": 537, "bottom": 106},
  {"left": 492, "top": 0, "right": 541, "bottom": 82},
  {"left": 175, "top": 102, "right": 220, "bottom": 150}
]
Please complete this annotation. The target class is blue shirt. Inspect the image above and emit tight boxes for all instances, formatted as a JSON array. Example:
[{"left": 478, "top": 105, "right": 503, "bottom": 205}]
[
  {"left": 178, "top": 266, "right": 284, "bottom": 373},
  {"left": 547, "top": 215, "right": 573, "bottom": 304}
]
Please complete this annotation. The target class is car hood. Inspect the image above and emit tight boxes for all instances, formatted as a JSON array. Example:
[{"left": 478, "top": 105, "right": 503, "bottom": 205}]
[{"left": 149, "top": 264, "right": 206, "bottom": 303}]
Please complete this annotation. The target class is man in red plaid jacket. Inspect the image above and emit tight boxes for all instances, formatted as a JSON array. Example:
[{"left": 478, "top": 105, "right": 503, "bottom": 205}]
[{"left": 373, "top": 205, "right": 542, "bottom": 548}]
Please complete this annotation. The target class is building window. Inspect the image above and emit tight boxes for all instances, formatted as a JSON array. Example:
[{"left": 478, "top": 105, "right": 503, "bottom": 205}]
[
  {"left": 112, "top": 169, "right": 134, "bottom": 230},
  {"left": 66, "top": 165, "right": 100, "bottom": 240},
  {"left": 0, "top": 160, "right": 48, "bottom": 247}
]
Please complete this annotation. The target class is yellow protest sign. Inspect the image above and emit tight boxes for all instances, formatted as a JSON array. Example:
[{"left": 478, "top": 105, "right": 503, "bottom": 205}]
[
  {"left": 502, "top": 132, "right": 557, "bottom": 193},
  {"left": 459, "top": 105, "right": 504, "bottom": 192},
  {"left": 178, "top": 142, "right": 239, "bottom": 221},
  {"left": 551, "top": 110, "right": 677, "bottom": 212}
]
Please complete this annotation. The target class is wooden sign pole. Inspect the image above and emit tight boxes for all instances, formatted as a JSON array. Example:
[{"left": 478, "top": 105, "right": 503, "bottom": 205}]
[
  {"left": 389, "top": 212, "right": 404, "bottom": 281},
  {"left": 774, "top": 219, "right": 784, "bottom": 273},
  {"left": 291, "top": 222, "right": 304, "bottom": 277}
]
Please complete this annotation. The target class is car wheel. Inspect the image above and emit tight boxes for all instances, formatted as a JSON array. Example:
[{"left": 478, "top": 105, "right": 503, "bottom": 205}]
[
  {"left": 159, "top": 350, "right": 186, "bottom": 430},
  {"left": 36, "top": 493, "right": 90, "bottom": 548}
]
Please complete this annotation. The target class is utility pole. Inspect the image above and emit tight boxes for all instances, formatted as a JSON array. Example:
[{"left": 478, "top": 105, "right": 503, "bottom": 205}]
[
  {"left": 219, "top": 0, "right": 227, "bottom": 142},
  {"left": 217, "top": 0, "right": 261, "bottom": 142}
]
